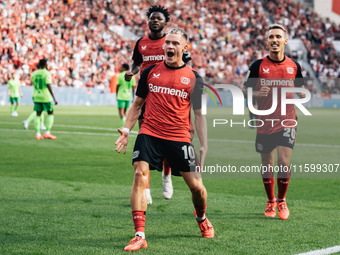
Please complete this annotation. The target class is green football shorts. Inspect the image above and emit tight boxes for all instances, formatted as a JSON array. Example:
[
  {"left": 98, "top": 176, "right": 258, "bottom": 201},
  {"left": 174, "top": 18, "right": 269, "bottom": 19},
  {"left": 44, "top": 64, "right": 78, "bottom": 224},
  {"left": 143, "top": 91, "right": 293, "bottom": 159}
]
[
  {"left": 117, "top": 100, "right": 130, "bottom": 110},
  {"left": 9, "top": 97, "right": 19, "bottom": 104},
  {"left": 34, "top": 102, "right": 54, "bottom": 112}
]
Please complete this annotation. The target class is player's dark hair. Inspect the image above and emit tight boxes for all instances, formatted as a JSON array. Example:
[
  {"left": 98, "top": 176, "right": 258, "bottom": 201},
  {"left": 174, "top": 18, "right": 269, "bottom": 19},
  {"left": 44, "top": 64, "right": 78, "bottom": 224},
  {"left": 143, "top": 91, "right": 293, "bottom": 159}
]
[
  {"left": 146, "top": 5, "right": 170, "bottom": 23},
  {"left": 37, "top": 59, "right": 47, "bottom": 69},
  {"left": 122, "top": 63, "right": 129, "bottom": 70},
  {"left": 268, "top": 24, "right": 287, "bottom": 36}
]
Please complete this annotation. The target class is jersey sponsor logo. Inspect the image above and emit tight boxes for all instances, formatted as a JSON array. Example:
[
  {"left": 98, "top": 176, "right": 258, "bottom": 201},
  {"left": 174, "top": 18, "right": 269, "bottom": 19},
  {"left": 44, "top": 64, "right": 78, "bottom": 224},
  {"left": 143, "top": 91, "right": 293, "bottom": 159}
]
[
  {"left": 148, "top": 83, "right": 188, "bottom": 99},
  {"left": 286, "top": 67, "right": 294, "bottom": 74},
  {"left": 152, "top": 73, "right": 160, "bottom": 79},
  {"left": 142, "top": 55, "right": 166, "bottom": 62},
  {"left": 263, "top": 68, "right": 270, "bottom": 73},
  {"left": 260, "top": 78, "right": 294, "bottom": 87},
  {"left": 133, "top": 150, "right": 140, "bottom": 159},
  {"left": 180, "top": 76, "right": 190, "bottom": 85},
  {"left": 141, "top": 45, "right": 147, "bottom": 50}
]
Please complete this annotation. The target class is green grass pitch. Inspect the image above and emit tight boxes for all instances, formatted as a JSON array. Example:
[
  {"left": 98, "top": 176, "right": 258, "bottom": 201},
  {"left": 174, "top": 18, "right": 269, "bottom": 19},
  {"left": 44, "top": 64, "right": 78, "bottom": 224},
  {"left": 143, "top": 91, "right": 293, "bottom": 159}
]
[{"left": 0, "top": 105, "right": 339, "bottom": 255}]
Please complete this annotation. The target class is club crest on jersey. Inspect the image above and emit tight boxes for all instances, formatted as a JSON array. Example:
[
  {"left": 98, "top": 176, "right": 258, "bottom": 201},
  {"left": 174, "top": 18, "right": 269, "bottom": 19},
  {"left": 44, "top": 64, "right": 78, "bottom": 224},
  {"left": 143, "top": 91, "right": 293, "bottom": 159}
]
[
  {"left": 141, "top": 45, "right": 147, "bottom": 50},
  {"left": 286, "top": 67, "right": 294, "bottom": 74},
  {"left": 152, "top": 73, "right": 160, "bottom": 79},
  {"left": 263, "top": 68, "right": 270, "bottom": 73},
  {"left": 180, "top": 76, "right": 190, "bottom": 85}
]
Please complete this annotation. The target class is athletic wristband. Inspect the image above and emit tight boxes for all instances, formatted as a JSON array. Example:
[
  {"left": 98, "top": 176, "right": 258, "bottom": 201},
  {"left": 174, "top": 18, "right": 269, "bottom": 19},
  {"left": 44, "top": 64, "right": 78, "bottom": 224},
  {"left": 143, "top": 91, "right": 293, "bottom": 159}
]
[{"left": 122, "top": 127, "right": 130, "bottom": 134}]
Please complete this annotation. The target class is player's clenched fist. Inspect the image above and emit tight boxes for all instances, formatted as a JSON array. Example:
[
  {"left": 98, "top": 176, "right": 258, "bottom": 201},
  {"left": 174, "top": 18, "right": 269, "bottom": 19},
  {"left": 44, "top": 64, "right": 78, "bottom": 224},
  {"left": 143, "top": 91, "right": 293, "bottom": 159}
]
[
  {"left": 258, "top": 86, "right": 270, "bottom": 97},
  {"left": 124, "top": 72, "right": 133, "bottom": 81}
]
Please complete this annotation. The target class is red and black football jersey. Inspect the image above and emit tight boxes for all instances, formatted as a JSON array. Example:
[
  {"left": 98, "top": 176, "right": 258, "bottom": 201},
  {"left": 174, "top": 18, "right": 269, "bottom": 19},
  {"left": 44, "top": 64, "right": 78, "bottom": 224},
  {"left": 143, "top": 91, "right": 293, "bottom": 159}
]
[
  {"left": 244, "top": 56, "right": 305, "bottom": 134},
  {"left": 132, "top": 35, "right": 191, "bottom": 74},
  {"left": 136, "top": 62, "right": 202, "bottom": 143}
]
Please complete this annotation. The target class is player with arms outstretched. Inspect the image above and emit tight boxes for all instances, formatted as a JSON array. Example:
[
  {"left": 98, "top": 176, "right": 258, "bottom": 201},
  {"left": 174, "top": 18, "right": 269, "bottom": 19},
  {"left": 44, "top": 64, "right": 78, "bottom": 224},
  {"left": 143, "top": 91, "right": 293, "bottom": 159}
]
[
  {"left": 243, "top": 24, "right": 306, "bottom": 220},
  {"left": 116, "top": 28, "right": 214, "bottom": 251}
]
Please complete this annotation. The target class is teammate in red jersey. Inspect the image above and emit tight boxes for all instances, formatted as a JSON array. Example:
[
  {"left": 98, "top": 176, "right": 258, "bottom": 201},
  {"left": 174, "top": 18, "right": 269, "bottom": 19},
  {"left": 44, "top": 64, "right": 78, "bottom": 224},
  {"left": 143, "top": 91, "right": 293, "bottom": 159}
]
[
  {"left": 115, "top": 28, "right": 214, "bottom": 251},
  {"left": 243, "top": 24, "right": 306, "bottom": 220},
  {"left": 125, "top": 5, "right": 191, "bottom": 204}
]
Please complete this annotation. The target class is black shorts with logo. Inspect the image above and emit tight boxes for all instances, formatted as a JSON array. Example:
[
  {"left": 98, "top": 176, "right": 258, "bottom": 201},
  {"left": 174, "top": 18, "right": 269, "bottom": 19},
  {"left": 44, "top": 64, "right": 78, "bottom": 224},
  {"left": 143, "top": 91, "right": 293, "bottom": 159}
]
[
  {"left": 255, "top": 128, "right": 297, "bottom": 154},
  {"left": 132, "top": 134, "right": 197, "bottom": 176}
]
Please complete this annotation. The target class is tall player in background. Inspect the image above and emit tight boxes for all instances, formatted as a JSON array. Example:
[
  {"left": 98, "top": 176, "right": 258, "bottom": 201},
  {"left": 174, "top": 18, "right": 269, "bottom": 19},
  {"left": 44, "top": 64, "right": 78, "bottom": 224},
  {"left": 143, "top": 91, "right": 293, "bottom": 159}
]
[
  {"left": 243, "top": 24, "right": 306, "bottom": 220},
  {"left": 31, "top": 59, "right": 58, "bottom": 140},
  {"left": 8, "top": 73, "right": 22, "bottom": 117},
  {"left": 125, "top": 5, "right": 191, "bottom": 204}
]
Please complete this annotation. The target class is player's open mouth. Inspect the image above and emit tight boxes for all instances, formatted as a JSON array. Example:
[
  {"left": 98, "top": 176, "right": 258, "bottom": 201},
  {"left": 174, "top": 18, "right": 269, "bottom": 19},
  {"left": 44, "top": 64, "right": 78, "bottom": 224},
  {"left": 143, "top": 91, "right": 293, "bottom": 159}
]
[
  {"left": 167, "top": 52, "right": 175, "bottom": 57},
  {"left": 271, "top": 43, "right": 279, "bottom": 47}
]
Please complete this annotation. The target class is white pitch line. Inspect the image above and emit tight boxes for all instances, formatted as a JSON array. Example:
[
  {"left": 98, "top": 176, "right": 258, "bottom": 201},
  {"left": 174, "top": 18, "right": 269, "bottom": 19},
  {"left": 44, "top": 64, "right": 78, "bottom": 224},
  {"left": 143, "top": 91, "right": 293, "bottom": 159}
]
[
  {"left": 0, "top": 128, "right": 138, "bottom": 137},
  {"left": 0, "top": 124, "right": 339, "bottom": 148},
  {"left": 295, "top": 245, "right": 340, "bottom": 255}
]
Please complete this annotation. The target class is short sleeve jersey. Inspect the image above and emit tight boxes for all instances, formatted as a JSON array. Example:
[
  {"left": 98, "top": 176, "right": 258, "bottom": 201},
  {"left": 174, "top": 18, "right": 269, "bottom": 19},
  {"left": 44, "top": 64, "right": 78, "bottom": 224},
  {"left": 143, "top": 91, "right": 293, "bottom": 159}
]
[
  {"left": 132, "top": 35, "right": 191, "bottom": 75},
  {"left": 8, "top": 79, "right": 20, "bottom": 97},
  {"left": 117, "top": 71, "right": 136, "bottom": 101},
  {"left": 31, "top": 69, "right": 53, "bottom": 103},
  {"left": 243, "top": 56, "right": 304, "bottom": 134},
  {"left": 136, "top": 62, "right": 203, "bottom": 143}
]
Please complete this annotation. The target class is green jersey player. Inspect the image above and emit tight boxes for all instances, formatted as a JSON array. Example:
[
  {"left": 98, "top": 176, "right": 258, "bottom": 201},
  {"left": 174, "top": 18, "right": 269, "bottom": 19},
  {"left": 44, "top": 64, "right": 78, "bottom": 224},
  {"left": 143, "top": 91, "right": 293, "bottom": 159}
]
[
  {"left": 116, "top": 64, "right": 136, "bottom": 127},
  {"left": 31, "top": 59, "right": 58, "bottom": 140},
  {"left": 8, "top": 74, "right": 22, "bottom": 117}
]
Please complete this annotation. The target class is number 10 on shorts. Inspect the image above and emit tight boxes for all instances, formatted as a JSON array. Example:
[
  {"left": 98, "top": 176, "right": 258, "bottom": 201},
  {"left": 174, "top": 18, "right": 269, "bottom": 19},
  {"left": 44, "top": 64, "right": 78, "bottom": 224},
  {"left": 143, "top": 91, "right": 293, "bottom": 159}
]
[{"left": 182, "top": 145, "right": 195, "bottom": 159}]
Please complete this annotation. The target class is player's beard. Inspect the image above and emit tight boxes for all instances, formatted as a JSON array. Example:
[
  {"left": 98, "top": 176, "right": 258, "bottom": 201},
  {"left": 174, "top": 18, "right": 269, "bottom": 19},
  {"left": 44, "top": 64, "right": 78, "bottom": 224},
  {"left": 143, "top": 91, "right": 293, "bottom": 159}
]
[{"left": 149, "top": 27, "right": 163, "bottom": 33}]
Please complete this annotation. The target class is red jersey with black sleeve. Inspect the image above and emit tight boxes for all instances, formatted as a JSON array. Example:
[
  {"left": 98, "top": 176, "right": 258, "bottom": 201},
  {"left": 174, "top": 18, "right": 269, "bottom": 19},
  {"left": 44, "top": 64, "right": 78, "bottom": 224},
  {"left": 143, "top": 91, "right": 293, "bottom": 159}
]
[
  {"left": 243, "top": 56, "right": 304, "bottom": 134},
  {"left": 136, "top": 61, "right": 203, "bottom": 143},
  {"left": 132, "top": 35, "right": 191, "bottom": 74}
]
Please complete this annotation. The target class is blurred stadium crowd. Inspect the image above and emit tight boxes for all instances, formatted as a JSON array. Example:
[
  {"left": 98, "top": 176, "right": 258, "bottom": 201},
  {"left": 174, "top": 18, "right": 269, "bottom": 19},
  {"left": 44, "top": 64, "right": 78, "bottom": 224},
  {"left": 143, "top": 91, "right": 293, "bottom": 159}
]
[{"left": 0, "top": 0, "right": 339, "bottom": 95}]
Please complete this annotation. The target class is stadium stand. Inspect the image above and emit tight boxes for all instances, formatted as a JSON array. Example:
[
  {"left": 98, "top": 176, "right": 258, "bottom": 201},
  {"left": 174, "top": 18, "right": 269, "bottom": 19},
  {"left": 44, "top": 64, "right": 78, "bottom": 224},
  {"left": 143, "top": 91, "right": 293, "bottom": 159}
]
[{"left": 0, "top": 0, "right": 339, "bottom": 95}]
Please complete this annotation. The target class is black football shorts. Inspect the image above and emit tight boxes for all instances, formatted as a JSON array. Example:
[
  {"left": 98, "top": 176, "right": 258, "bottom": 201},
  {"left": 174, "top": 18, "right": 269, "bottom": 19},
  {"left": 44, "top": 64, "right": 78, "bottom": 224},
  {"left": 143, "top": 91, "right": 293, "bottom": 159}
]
[
  {"left": 255, "top": 127, "right": 297, "bottom": 154},
  {"left": 132, "top": 134, "right": 198, "bottom": 176}
]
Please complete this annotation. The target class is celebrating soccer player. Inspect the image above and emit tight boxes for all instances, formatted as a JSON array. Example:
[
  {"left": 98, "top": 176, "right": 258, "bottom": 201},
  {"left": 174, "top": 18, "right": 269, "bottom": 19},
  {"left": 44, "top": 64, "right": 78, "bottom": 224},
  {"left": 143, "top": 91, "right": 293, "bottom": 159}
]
[
  {"left": 243, "top": 24, "right": 306, "bottom": 220},
  {"left": 115, "top": 28, "right": 214, "bottom": 251},
  {"left": 31, "top": 59, "right": 58, "bottom": 140},
  {"left": 125, "top": 5, "right": 191, "bottom": 204}
]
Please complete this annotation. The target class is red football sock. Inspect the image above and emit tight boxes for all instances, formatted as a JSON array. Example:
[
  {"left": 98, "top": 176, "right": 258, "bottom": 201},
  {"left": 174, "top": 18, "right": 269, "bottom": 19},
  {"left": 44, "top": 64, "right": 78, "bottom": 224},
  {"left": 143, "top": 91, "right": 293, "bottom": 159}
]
[
  {"left": 163, "top": 160, "right": 171, "bottom": 176},
  {"left": 132, "top": 210, "right": 146, "bottom": 233},
  {"left": 277, "top": 178, "right": 290, "bottom": 200},
  {"left": 194, "top": 204, "right": 207, "bottom": 218},
  {"left": 262, "top": 178, "right": 275, "bottom": 201},
  {"left": 146, "top": 171, "right": 150, "bottom": 189}
]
